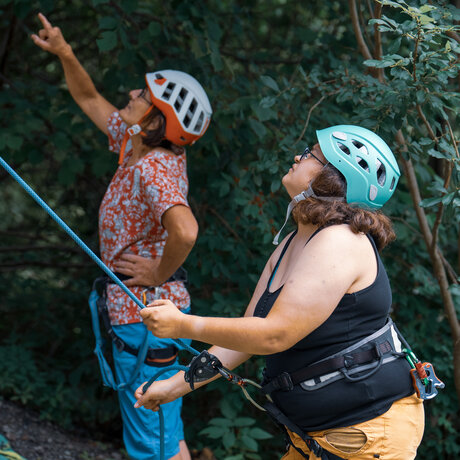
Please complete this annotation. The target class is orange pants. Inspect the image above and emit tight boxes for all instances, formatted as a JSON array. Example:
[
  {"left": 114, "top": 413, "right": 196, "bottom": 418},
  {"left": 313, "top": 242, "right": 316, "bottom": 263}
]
[{"left": 282, "top": 394, "right": 424, "bottom": 460}]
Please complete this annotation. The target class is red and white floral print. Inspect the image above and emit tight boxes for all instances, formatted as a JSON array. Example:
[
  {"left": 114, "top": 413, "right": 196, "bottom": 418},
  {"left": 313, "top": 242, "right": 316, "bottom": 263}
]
[{"left": 99, "top": 111, "right": 191, "bottom": 325}]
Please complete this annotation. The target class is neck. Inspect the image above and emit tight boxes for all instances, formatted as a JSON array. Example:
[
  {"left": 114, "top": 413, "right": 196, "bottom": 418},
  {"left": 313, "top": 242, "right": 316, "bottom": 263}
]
[
  {"left": 130, "top": 135, "right": 151, "bottom": 160},
  {"left": 296, "top": 221, "right": 320, "bottom": 241}
]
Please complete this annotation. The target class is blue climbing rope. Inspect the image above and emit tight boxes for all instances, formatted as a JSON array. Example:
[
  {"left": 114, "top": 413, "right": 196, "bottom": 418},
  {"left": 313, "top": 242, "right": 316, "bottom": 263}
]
[
  {"left": 0, "top": 156, "right": 199, "bottom": 460},
  {"left": 0, "top": 156, "right": 197, "bottom": 356}
]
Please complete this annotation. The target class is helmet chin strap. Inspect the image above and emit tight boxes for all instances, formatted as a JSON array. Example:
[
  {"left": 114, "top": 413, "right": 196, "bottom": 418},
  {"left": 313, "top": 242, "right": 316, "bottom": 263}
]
[
  {"left": 272, "top": 186, "right": 344, "bottom": 245},
  {"left": 127, "top": 124, "right": 142, "bottom": 136},
  {"left": 118, "top": 105, "right": 156, "bottom": 165}
]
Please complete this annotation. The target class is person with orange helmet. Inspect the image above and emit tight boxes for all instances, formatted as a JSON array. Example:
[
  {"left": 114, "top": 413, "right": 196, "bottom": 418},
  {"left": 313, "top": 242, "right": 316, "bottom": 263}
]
[{"left": 32, "top": 12, "right": 212, "bottom": 460}]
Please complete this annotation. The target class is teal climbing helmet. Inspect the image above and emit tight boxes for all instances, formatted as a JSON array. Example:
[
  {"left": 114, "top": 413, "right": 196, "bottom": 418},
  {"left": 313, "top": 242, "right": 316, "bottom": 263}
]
[{"left": 316, "top": 125, "right": 400, "bottom": 209}]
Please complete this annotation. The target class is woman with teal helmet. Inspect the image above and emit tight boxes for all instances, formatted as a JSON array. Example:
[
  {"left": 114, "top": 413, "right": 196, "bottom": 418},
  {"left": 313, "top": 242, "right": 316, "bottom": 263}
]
[{"left": 134, "top": 126, "right": 428, "bottom": 460}]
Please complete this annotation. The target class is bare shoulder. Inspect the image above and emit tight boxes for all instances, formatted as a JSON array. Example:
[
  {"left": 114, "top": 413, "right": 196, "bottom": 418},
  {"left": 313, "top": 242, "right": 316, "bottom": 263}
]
[{"left": 305, "top": 225, "right": 371, "bottom": 257}]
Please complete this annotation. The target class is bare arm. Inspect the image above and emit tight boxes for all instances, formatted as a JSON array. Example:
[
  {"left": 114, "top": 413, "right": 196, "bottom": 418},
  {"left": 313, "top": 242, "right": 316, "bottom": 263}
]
[
  {"left": 134, "top": 346, "right": 251, "bottom": 410},
  {"left": 31, "top": 13, "right": 116, "bottom": 134},
  {"left": 114, "top": 204, "right": 199, "bottom": 287},
  {"left": 142, "top": 226, "right": 372, "bottom": 354}
]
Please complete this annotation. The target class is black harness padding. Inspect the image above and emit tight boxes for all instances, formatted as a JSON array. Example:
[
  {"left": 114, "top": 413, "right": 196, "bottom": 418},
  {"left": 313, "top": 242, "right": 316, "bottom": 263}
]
[
  {"left": 262, "top": 340, "right": 393, "bottom": 394},
  {"left": 264, "top": 402, "right": 344, "bottom": 460}
]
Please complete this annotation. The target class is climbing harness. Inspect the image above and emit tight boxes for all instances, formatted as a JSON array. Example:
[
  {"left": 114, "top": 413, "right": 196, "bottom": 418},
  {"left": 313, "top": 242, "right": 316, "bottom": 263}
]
[
  {"left": 88, "top": 275, "right": 179, "bottom": 392},
  {"left": 0, "top": 156, "right": 444, "bottom": 460},
  {"left": 262, "top": 319, "right": 401, "bottom": 394},
  {"left": 259, "top": 319, "right": 444, "bottom": 459}
]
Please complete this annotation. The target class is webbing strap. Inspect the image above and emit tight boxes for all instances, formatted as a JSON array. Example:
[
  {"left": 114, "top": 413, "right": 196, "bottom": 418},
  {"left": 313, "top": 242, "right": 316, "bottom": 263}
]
[{"left": 264, "top": 402, "right": 345, "bottom": 460}]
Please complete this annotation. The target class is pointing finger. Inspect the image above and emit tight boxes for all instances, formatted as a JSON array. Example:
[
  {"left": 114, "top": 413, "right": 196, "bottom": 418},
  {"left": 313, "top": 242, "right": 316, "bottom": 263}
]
[{"left": 38, "top": 12, "right": 53, "bottom": 30}]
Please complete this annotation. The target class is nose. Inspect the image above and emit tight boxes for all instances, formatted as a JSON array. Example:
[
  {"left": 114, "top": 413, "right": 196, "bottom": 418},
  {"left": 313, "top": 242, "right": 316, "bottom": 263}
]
[
  {"left": 129, "top": 89, "right": 142, "bottom": 100},
  {"left": 294, "top": 155, "right": 302, "bottom": 163}
]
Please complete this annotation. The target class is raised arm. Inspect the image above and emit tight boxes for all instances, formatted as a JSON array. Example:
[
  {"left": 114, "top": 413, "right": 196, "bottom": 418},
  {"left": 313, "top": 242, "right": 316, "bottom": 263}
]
[{"left": 31, "top": 13, "right": 116, "bottom": 134}]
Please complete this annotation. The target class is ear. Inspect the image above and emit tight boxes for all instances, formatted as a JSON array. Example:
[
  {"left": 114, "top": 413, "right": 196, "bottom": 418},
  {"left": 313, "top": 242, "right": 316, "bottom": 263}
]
[{"left": 143, "top": 114, "right": 163, "bottom": 131}]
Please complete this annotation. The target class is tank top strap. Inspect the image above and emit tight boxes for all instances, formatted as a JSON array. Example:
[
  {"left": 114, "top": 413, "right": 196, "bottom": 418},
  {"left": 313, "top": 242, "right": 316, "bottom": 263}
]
[
  {"left": 305, "top": 226, "right": 325, "bottom": 245},
  {"left": 267, "top": 230, "right": 297, "bottom": 289}
]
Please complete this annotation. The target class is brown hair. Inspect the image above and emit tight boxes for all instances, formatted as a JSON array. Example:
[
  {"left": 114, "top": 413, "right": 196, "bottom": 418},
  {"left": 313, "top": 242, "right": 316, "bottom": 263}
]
[
  {"left": 141, "top": 107, "right": 185, "bottom": 155},
  {"left": 291, "top": 165, "right": 395, "bottom": 250}
]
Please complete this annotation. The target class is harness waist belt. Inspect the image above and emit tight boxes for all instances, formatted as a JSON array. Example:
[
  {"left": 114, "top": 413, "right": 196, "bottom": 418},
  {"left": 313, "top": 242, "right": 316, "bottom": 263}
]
[
  {"left": 94, "top": 275, "right": 178, "bottom": 368},
  {"left": 263, "top": 319, "right": 403, "bottom": 394}
]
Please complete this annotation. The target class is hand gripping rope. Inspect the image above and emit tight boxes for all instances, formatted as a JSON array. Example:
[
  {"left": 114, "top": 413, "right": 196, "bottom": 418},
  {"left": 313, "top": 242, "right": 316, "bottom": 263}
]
[{"left": 0, "top": 157, "right": 271, "bottom": 460}]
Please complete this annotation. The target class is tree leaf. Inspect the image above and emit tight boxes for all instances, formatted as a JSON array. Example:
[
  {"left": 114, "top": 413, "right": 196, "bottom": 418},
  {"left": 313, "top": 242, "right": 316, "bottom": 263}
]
[
  {"left": 260, "top": 75, "right": 279, "bottom": 92},
  {"left": 96, "top": 31, "right": 118, "bottom": 52},
  {"left": 249, "top": 427, "right": 273, "bottom": 440},
  {"left": 223, "top": 430, "right": 236, "bottom": 449},
  {"left": 234, "top": 417, "right": 256, "bottom": 427}
]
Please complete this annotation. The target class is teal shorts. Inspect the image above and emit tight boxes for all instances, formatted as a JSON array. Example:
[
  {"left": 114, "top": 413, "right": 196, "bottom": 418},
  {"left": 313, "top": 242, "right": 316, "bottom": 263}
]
[{"left": 113, "top": 322, "right": 191, "bottom": 460}]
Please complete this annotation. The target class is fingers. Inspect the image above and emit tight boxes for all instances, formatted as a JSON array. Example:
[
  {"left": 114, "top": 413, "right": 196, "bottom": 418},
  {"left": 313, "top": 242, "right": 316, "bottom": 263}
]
[
  {"left": 119, "top": 253, "right": 143, "bottom": 263},
  {"left": 38, "top": 12, "right": 53, "bottom": 30},
  {"left": 147, "top": 299, "right": 170, "bottom": 307},
  {"left": 123, "top": 278, "right": 138, "bottom": 287},
  {"left": 134, "top": 385, "right": 160, "bottom": 410},
  {"left": 113, "top": 261, "right": 135, "bottom": 275},
  {"left": 38, "top": 29, "right": 48, "bottom": 40},
  {"left": 31, "top": 34, "right": 50, "bottom": 50}
]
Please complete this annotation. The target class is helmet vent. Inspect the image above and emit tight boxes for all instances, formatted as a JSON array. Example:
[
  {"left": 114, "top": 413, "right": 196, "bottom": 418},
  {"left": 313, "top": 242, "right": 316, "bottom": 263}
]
[
  {"left": 356, "top": 156, "right": 370, "bottom": 172},
  {"left": 174, "top": 88, "right": 188, "bottom": 112},
  {"left": 193, "top": 111, "right": 204, "bottom": 133},
  {"left": 376, "top": 161, "right": 386, "bottom": 186},
  {"left": 155, "top": 73, "right": 164, "bottom": 79},
  {"left": 352, "top": 139, "right": 364, "bottom": 150},
  {"left": 337, "top": 142, "right": 350, "bottom": 155},
  {"left": 162, "top": 82, "right": 176, "bottom": 101},
  {"left": 183, "top": 98, "right": 198, "bottom": 128},
  {"left": 389, "top": 177, "right": 396, "bottom": 191}
]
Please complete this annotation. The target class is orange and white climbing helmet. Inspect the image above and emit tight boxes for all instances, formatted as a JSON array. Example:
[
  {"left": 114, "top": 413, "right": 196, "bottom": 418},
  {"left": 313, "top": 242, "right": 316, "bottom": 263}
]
[{"left": 145, "top": 70, "right": 212, "bottom": 146}]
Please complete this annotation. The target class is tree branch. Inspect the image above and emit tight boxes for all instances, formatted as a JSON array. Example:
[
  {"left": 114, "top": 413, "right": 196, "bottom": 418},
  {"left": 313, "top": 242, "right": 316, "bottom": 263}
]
[
  {"left": 348, "top": 0, "right": 373, "bottom": 61},
  {"left": 396, "top": 131, "right": 460, "bottom": 344},
  {"left": 416, "top": 104, "right": 438, "bottom": 144},
  {"left": 294, "top": 95, "right": 326, "bottom": 145}
]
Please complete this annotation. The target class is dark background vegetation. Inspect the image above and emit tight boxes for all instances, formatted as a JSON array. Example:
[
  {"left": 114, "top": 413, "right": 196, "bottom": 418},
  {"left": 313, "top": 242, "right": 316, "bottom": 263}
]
[{"left": 0, "top": 0, "right": 459, "bottom": 458}]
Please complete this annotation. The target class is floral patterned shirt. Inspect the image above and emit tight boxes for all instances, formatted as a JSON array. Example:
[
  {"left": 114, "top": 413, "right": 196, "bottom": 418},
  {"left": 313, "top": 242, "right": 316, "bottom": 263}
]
[{"left": 99, "top": 111, "right": 191, "bottom": 325}]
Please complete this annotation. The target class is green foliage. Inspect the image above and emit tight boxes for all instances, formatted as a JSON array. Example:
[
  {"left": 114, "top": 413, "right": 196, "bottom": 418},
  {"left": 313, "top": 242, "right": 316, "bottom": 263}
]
[{"left": 0, "top": 0, "right": 458, "bottom": 458}]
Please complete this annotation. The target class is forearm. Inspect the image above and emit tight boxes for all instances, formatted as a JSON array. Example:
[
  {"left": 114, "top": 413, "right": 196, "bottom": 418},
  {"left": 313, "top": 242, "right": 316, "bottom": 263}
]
[
  {"left": 157, "top": 230, "right": 195, "bottom": 284},
  {"left": 58, "top": 47, "right": 100, "bottom": 106},
  {"left": 169, "top": 346, "right": 251, "bottom": 398},
  {"left": 181, "top": 315, "right": 286, "bottom": 355}
]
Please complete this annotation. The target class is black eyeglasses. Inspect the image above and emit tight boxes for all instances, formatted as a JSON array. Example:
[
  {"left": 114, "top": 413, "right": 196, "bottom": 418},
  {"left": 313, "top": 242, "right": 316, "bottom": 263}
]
[
  {"left": 138, "top": 88, "right": 151, "bottom": 104},
  {"left": 300, "top": 146, "right": 327, "bottom": 166}
]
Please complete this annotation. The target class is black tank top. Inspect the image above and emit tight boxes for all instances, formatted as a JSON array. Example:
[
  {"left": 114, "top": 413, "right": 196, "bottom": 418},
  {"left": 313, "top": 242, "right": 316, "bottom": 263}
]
[{"left": 254, "top": 228, "right": 414, "bottom": 431}]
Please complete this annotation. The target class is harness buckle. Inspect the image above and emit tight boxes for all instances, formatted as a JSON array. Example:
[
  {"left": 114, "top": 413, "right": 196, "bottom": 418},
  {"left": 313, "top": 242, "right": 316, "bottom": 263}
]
[
  {"left": 278, "top": 372, "right": 294, "bottom": 391},
  {"left": 343, "top": 354, "right": 354, "bottom": 368}
]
